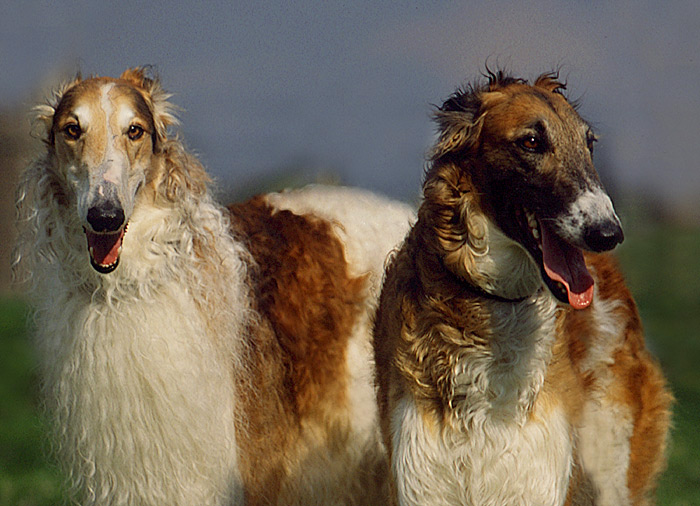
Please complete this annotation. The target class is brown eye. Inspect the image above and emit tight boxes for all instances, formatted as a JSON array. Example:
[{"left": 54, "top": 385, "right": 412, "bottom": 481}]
[
  {"left": 128, "top": 125, "right": 145, "bottom": 141},
  {"left": 519, "top": 135, "right": 541, "bottom": 152},
  {"left": 64, "top": 124, "right": 82, "bottom": 140}
]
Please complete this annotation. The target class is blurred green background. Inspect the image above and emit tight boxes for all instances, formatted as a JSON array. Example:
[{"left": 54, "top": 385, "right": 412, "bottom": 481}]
[
  {"left": 1, "top": 200, "right": 698, "bottom": 505},
  {"left": 615, "top": 215, "right": 700, "bottom": 505}
]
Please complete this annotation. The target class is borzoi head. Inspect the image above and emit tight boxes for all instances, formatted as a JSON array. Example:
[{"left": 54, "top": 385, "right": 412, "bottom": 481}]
[
  {"left": 428, "top": 71, "right": 623, "bottom": 309},
  {"left": 33, "top": 68, "right": 177, "bottom": 273}
]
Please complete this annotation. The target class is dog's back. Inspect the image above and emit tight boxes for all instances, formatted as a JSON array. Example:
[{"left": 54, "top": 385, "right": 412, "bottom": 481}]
[{"left": 229, "top": 185, "right": 414, "bottom": 504}]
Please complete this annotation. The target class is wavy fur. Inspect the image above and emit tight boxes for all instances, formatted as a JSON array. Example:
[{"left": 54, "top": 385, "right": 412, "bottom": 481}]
[{"left": 15, "top": 69, "right": 249, "bottom": 505}]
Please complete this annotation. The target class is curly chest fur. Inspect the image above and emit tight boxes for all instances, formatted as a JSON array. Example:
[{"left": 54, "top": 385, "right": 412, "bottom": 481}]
[
  {"left": 386, "top": 291, "right": 576, "bottom": 505},
  {"left": 32, "top": 278, "right": 242, "bottom": 506},
  {"left": 393, "top": 286, "right": 560, "bottom": 421}
]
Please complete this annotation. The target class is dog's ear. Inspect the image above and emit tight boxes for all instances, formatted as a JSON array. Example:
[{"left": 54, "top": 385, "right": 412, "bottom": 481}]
[
  {"left": 431, "top": 88, "right": 485, "bottom": 160},
  {"left": 534, "top": 72, "right": 567, "bottom": 94},
  {"left": 153, "top": 140, "right": 210, "bottom": 202},
  {"left": 120, "top": 67, "right": 179, "bottom": 150},
  {"left": 33, "top": 75, "right": 83, "bottom": 146}
]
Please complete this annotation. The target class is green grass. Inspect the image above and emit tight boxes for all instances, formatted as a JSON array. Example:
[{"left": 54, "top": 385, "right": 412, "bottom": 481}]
[
  {"left": 0, "top": 298, "right": 64, "bottom": 506},
  {"left": 1, "top": 223, "right": 698, "bottom": 505},
  {"left": 616, "top": 224, "right": 700, "bottom": 504}
]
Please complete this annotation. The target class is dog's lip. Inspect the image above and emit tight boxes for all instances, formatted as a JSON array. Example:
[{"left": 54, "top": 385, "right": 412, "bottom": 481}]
[{"left": 84, "top": 223, "right": 128, "bottom": 274}]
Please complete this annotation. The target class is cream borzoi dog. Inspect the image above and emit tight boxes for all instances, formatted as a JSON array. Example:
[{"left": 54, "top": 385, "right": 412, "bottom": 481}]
[
  {"left": 14, "top": 67, "right": 414, "bottom": 505},
  {"left": 373, "top": 72, "right": 671, "bottom": 506}
]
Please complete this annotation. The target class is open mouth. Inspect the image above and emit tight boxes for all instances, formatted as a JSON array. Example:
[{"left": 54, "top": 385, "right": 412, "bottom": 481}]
[
  {"left": 84, "top": 223, "right": 128, "bottom": 274},
  {"left": 515, "top": 209, "right": 594, "bottom": 310}
]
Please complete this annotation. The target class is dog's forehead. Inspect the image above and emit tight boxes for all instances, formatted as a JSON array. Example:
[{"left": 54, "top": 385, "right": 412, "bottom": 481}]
[
  {"left": 52, "top": 80, "right": 102, "bottom": 125},
  {"left": 107, "top": 82, "right": 153, "bottom": 125},
  {"left": 483, "top": 85, "right": 585, "bottom": 137},
  {"left": 54, "top": 78, "right": 151, "bottom": 128}
]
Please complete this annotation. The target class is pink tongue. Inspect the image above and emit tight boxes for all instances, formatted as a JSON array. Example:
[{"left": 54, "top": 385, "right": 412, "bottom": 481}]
[
  {"left": 86, "top": 230, "right": 124, "bottom": 267},
  {"left": 540, "top": 222, "right": 594, "bottom": 310}
]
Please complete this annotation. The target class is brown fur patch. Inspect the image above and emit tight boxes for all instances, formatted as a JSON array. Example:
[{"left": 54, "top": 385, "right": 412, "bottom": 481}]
[
  {"left": 228, "top": 196, "right": 368, "bottom": 504},
  {"left": 563, "top": 253, "right": 673, "bottom": 504},
  {"left": 374, "top": 223, "right": 496, "bottom": 424}
]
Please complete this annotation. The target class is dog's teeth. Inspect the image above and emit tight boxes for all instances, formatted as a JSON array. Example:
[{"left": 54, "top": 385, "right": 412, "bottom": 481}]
[
  {"left": 525, "top": 211, "right": 537, "bottom": 228},
  {"left": 524, "top": 210, "right": 540, "bottom": 241}
]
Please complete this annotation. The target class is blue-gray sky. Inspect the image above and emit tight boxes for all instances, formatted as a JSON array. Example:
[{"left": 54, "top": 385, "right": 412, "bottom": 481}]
[{"left": 2, "top": 1, "right": 699, "bottom": 210}]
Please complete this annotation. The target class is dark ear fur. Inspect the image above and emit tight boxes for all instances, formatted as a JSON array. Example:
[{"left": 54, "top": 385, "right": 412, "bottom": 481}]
[
  {"left": 431, "top": 69, "right": 545, "bottom": 160},
  {"left": 431, "top": 86, "right": 485, "bottom": 160},
  {"left": 534, "top": 71, "right": 567, "bottom": 94}
]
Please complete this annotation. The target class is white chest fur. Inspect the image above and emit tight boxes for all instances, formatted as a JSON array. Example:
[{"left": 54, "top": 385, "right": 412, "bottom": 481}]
[
  {"left": 391, "top": 294, "right": 573, "bottom": 506},
  {"left": 448, "top": 294, "right": 559, "bottom": 425},
  {"left": 34, "top": 280, "right": 241, "bottom": 505},
  {"left": 391, "top": 396, "right": 573, "bottom": 506}
]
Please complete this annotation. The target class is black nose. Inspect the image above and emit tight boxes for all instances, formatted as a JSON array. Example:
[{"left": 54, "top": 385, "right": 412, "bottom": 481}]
[
  {"left": 87, "top": 201, "right": 125, "bottom": 233},
  {"left": 583, "top": 220, "right": 624, "bottom": 252}
]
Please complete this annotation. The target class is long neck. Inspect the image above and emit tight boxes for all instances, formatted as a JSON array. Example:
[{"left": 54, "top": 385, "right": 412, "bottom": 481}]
[
  {"left": 409, "top": 188, "right": 558, "bottom": 428},
  {"left": 418, "top": 163, "right": 542, "bottom": 302}
]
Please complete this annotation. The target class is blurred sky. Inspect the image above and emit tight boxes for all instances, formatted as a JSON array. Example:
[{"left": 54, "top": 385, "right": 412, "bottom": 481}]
[{"left": 2, "top": 1, "right": 699, "bottom": 210}]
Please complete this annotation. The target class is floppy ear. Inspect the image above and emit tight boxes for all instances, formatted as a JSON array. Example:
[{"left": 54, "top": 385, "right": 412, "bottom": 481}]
[
  {"left": 431, "top": 88, "right": 485, "bottom": 160},
  {"left": 154, "top": 139, "right": 210, "bottom": 202},
  {"left": 33, "top": 75, "right": 83, "bottom": 147},
  {"left": 119, "top": 67, "right": 179, "bottom": 149}
]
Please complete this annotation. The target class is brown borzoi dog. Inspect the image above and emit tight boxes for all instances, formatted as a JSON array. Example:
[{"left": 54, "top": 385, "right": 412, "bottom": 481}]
[
  {"left": 14, "top": 68, "right": 415, "bottom": 505},
  {"left": 373, "top": 72, "right": 672, "bottom": 505}
]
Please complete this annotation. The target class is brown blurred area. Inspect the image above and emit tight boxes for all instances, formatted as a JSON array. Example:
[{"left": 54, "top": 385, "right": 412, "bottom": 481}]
[{"left": 0, "top": 103, "right": 42, "bottom": 294}]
